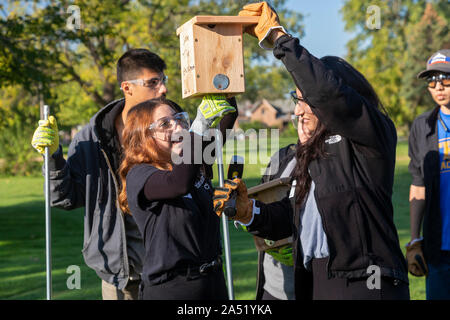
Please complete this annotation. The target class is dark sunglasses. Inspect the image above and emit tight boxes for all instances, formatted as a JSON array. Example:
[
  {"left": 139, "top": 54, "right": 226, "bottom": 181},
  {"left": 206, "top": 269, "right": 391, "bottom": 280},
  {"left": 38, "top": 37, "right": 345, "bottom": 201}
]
[{"left": 427, "top": 74, "right": 450, "bottom": 88}]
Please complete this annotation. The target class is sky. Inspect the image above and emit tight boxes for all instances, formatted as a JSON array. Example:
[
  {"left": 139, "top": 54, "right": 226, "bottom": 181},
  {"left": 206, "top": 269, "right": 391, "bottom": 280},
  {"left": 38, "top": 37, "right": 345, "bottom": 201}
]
[{"left": 286, "top": 0, "right": 354, "bottom": 58}]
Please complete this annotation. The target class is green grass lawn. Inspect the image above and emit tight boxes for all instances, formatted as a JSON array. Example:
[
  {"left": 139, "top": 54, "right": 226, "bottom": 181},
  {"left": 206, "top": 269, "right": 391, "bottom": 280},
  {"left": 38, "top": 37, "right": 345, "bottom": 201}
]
[{"left": 0, "top": 138, "right": 426, "bottom": 300}]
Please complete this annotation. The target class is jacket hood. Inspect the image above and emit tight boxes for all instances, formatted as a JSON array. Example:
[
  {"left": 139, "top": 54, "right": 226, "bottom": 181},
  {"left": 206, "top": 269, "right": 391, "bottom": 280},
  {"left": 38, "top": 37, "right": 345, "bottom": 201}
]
[{"left": 89, "top": 98, "right": 125, "bottom": 145}]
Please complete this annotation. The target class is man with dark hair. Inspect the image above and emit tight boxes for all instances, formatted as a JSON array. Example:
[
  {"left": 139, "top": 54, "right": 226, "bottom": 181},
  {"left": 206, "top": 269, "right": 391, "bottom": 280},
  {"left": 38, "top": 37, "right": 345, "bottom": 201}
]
[
  {"left": 407, "top": 49, "right": 450, "bottom": 300},
  {"left": 116, "top": 48, "right": 167, "bottom": 85},
  {"left": 31, "top": 48, "right": 169, "bottom": 299}
]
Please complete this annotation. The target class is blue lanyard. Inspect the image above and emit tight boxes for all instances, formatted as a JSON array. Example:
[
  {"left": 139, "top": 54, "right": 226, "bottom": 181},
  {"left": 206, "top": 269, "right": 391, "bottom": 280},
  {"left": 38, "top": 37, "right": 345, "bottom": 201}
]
[{"left": 439, "top": 112, "right": 449, "bottom": 133}]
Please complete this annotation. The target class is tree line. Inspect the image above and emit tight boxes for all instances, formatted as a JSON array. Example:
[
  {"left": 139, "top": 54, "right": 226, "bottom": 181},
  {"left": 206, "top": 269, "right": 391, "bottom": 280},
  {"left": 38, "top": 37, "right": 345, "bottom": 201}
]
[{"left": 0, "top": 0, "right": 448, "bottom": 175}]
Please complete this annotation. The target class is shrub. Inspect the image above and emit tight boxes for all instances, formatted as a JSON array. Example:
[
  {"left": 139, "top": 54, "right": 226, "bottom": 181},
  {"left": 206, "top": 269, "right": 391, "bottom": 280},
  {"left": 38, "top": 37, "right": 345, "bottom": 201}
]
[{"left": 0, "top": 118, "right": 42, "bottom": 176}]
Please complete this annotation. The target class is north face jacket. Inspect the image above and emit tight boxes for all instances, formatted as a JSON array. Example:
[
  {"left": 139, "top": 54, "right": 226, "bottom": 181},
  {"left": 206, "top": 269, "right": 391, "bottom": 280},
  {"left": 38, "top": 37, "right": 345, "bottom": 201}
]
[{"left": 246, "top": 35, "right": 408, "bottom": 299}]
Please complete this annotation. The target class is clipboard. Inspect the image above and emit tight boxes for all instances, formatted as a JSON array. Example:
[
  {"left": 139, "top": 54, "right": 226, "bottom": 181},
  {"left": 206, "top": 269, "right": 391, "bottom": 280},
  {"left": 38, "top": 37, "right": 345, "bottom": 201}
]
[
  {"left": 247, "top": 177, "right": 292, "bottom": 203},
  {"left": 247, "top": 177, "right": 293, "bottom": 252}
]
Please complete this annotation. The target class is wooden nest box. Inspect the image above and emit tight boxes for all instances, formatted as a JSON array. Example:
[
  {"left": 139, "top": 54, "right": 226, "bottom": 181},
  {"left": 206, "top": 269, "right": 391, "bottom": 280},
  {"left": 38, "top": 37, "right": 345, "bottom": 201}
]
[{"left": 176, "top": 16, "right": 259, "bottom": 99}]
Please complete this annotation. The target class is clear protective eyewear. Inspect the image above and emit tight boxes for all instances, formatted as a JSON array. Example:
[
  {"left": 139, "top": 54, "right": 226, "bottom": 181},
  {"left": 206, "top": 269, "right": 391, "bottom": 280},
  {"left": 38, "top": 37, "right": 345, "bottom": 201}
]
[
  {"left": 149, "top": 112, "right": 190, "bottom": 135},
  {"left": 291, "top": 114, "right": 301, "bottom": 129},
  {"left": 427, "top": 74, "right": 450, "bottom": 88},
  {"left": 290, "top": 91, "right": 312, "bottom": 129},
  {"left": 121, "top": 75, "right": 168, "bottom": 90},
  {"left": 290, "top": 90, "right": 307, "bottom": 105}
]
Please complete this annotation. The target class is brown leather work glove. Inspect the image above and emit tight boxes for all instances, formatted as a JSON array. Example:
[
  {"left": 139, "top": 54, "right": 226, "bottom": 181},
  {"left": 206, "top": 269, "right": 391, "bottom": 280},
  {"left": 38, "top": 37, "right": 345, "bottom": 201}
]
[
  {"left": 238, "top": 1, "right": 282, "bottom": 41},
  {"left": 213, "top": 178, "right": 253, "bottom": 225},
  {"left": 405, "top": 240, "right": 428, "bottom": 277}
]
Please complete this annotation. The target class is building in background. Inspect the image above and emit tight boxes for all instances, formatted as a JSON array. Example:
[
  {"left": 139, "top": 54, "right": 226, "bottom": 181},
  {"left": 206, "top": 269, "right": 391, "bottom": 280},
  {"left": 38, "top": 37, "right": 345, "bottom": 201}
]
[{"left": 235, "top": 98, "right": 293, "bottom": 130}]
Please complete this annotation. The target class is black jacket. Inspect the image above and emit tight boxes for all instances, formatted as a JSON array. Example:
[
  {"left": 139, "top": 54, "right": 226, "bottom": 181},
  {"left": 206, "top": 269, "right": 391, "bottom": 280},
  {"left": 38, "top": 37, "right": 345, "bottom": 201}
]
[
  {"left": 49, "top": 99, "right": 139, "bottom": 289},
  {"left": 408, "top": 106, "right": 442, "bottom": 264},
  {"left": 246, "top": 35, "right": 408, "bottom": 299}
]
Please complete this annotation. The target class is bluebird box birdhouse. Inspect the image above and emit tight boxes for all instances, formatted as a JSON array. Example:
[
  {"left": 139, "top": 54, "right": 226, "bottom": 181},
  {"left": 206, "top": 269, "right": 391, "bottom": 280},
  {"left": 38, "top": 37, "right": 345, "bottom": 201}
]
[{"left": 176, "top": 16, "right": 258, "bottom": 99}]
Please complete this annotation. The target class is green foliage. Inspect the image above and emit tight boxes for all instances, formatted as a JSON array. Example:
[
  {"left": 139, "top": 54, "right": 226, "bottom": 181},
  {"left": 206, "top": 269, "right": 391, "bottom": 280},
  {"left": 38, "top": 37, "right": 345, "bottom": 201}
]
[
  {"left": 1, "top": 0, "right": 303, "bottom": 118},
  {"left": 401, "top": 3, "right": 450, "bottom": 125},
  {"left": 0, "top": 119, "right": 42, "bottom": 176},
  {"left": 238, "top": 120, "right": 268, "bottom": 132},
  {"left": 280, "top": 121, "right": 297, "bottom": 138},
  {"left": 242, "top": 62, "right": 294, "bottom": 102},
  {"left": 341, "top": 0, "right": 449, "bottom": 132},
  {"left": 0, "top": 86, "right": 42, "bottom": 176},
  {"left": 0, "top": 0, "right": 304, "bottom": 175}
]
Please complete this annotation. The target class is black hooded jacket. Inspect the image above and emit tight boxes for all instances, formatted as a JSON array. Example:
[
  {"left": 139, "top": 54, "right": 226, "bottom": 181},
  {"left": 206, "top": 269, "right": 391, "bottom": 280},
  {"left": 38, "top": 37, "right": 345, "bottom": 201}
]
[{"left": 246, "top": 35, "right": 408, "bottom": 299}]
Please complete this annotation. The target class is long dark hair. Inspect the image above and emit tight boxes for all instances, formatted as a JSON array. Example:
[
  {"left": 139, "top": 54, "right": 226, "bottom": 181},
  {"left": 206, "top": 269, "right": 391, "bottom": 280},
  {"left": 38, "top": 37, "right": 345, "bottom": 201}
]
[
  {"left": 320, "top": 56, "right": 387, "bottom": 115},
  {"left": 293, "top": 122, "right": 329, "bottom": 205},
  {"left": 293, "top": 56, "right": 385, "bottom": 205}
]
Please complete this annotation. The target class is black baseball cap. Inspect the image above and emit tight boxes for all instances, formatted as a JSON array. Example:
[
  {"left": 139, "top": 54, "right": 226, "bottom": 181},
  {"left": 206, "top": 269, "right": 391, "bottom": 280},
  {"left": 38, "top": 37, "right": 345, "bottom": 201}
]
[{"left": 417, "top": 49, "right": 450, "bottom": 79}]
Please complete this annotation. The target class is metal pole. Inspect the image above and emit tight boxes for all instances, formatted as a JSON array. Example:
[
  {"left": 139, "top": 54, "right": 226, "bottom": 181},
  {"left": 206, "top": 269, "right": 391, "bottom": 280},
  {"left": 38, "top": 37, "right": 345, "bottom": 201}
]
[
  {"left": 215, "top": 128, "right": 234, "bottom": 300},
  {"left": 43, "top": 105, "right": 52, "bottom": 300}
]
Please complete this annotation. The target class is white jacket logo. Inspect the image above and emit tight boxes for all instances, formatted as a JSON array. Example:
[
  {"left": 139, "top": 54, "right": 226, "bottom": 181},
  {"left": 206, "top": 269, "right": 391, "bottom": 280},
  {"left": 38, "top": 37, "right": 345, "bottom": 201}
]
[{"left": 325, "top": 135, "right": 342, "bottom": 144}]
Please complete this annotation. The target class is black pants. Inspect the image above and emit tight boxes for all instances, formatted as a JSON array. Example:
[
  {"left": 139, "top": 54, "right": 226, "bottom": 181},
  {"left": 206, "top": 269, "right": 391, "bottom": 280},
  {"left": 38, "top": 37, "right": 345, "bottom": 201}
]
[
  {"left": 141, "top": 269, "right": 228, "bottom": 300},
  {"left": 310, "top": 258, "right": 410, "bottom": 300}
]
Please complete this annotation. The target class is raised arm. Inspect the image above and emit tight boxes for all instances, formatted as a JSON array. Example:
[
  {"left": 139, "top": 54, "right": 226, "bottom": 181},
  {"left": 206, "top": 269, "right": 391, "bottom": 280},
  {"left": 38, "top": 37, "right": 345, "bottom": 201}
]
[
  {"left": 143, "top": 132, "right": 202, "bottom": 201},
  {"left": 272, "top": 34, "right": 395, "bottom": 152},
  {"left": 238, "top": 2, "right": 395, "bottom": 153}
]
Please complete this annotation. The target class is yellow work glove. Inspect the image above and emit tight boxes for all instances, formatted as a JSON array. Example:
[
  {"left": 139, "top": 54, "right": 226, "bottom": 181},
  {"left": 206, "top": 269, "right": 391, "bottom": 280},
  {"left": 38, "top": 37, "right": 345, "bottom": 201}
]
[
  {"left": 266, "top": 244, "right": 294, "bottom": 267},
  {"left": 31, "top": 115, "right": 59, "bottom": 155},
  {"left": 190, "top": 94, "right": 236, "bottom": 136},
  {"left": 405, "top": 239, "right": 428, "bottom": 277},
  {"left": 238, "top": 1, "right": 282, "bottom": 41},
  {"left": 213, "top": 178, "right": 253, "bottom": 225}
]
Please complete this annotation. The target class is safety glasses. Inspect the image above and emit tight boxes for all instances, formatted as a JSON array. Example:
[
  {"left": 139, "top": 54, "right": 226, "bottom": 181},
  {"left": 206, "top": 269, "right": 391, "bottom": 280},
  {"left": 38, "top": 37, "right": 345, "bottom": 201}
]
[
  {"left": 149, "top": 112, "right": 190, "bottom": 132},
  {"left": 427, "top": 74, "right": 450, "bottom": 89},
  {"left": 290, "top": 91, "right": 313, "bottom": 129},
  {"left": 121, "top": 75, "right": 168, "bottom": 90},
  {"left": 290, "top": 90, "right": 306, "bottom": 105},
  {"left": 290, "top": 114, "right": 301, "bottom": 129}
]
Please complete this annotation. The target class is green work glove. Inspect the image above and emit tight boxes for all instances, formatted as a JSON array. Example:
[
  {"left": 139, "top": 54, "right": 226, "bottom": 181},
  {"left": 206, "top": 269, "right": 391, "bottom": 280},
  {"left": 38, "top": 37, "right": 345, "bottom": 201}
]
[
  {"left": 190, "top": 94, "right": 236, "bottom": 136},
  {"left": 266, "top": 244, "right": 294, "bottom": 266},
  {"left": 31, "top": 115, "right": 59, "bottom": 155}
]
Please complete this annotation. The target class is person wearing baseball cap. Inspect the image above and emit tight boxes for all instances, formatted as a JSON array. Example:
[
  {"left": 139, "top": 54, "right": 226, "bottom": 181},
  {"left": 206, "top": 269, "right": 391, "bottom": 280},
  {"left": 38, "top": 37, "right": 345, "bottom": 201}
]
[
  {"left": 417, "top": 49, "right": 450, "bottom": 79},
  {"left": 407, "top": 49, "right": 450, "bottom": 300}
]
